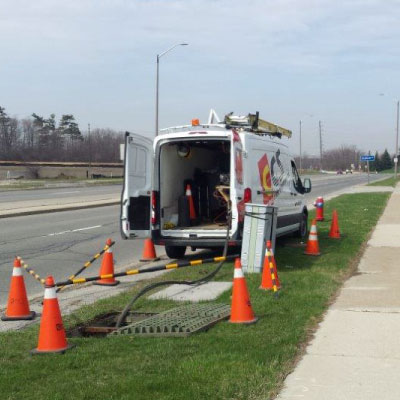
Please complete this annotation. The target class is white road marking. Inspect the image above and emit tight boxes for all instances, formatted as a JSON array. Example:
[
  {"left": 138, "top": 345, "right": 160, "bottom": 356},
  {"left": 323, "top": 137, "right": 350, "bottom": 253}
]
[
  {"left": 43, "top": 225, "right": 102, "bottom": 237},
  {"left": 49, "top": 191, "right": 81, "bottom": 195}
]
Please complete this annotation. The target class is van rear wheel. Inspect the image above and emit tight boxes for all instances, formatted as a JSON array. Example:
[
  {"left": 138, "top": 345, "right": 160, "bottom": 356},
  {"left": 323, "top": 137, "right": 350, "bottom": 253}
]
[{"left": 165, "top": 245, "right": 186, "bottom": 259}]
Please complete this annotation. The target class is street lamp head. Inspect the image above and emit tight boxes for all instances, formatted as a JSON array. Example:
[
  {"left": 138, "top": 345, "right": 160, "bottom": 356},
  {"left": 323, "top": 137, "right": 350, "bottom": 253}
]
[{"left": 180, "top": 43, "right": 189, "bottom": 46}]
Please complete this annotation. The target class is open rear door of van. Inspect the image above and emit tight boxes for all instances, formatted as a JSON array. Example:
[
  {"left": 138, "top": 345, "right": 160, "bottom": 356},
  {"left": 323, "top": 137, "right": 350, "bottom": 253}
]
[{"left": 120, "top": 132, "right": 153, "bottom": 239}]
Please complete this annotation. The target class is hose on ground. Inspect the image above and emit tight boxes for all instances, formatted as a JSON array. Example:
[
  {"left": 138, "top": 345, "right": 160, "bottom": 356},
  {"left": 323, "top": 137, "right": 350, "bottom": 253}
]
[{"left": 115, "top": 219, "right": 231, "bottom": 329}]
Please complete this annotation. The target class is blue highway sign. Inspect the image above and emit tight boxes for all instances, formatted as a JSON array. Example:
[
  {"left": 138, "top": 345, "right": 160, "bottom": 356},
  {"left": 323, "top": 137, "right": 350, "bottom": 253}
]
[{"left": 360, "top": 155, "right": 375, "bottom": 162}]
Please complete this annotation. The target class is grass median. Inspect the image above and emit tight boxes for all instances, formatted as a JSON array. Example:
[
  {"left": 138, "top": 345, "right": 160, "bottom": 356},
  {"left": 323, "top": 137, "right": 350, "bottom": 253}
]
[
  {"left": 367, "top": 175, "right": 400, "bottom": 187},
  {"left": 0, "top": 192, "right": 389, "bottom": 400}
]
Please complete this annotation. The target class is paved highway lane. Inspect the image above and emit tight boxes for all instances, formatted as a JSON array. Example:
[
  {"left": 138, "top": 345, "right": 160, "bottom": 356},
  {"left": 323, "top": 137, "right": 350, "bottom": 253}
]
[
  {"left": 0, "top": 173, "right": 386, "bottom": 307},
  {"left": 304, "top": 173, "right": 384, "bottom": 204},
  {"left": 0, "top": 205, "right": 160, "bottom": 307}
]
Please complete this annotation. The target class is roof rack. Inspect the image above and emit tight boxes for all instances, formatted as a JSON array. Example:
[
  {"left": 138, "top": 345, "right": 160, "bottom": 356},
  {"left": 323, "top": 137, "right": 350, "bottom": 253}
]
[{"left": 224, "top": 111, "right": 292, "bottom": 138}]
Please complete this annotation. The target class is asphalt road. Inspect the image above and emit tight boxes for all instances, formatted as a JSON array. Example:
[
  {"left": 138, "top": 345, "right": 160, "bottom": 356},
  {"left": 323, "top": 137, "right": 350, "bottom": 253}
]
[
  {"left": 0, "top": 173, "right": 386, "bottom": 307},
  {"left": 303, "top": 172, "right": 384, "bottom": 204}
]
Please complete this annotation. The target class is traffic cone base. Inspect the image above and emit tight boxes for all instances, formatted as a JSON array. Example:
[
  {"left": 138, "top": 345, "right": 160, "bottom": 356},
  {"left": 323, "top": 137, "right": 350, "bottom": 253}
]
[
  {"left": 304, "top": 249, "right": 321, "bottom": 256},
  {"left": 140, "top": 238, "right": 160, "bottom": 262},
  {"left": 95, "top": 239, "right": 120, "bottom": 286},
  {"left": 31, "top": 343, "right": 75, "bottom": 355},
  {"left": 229, "top": 260, "right": 257, "bottom": 324},
  {"left": 93, "top": 280, "right": 120, "bottom": 287},
  {"left": 2, "top": 258, "right": 36, "bottom": 321},
  {"left": 31, "top": 276, "right": 74, "bottom": 355},
  {"left": 2, "top": 311, "right": 36, "bottom": 321}
]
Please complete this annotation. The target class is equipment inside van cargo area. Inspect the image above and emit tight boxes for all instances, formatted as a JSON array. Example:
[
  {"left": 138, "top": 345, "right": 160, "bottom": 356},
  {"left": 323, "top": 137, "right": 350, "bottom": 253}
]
[{"left": 160, "top": 139, "right": 231, "bottom": 233}]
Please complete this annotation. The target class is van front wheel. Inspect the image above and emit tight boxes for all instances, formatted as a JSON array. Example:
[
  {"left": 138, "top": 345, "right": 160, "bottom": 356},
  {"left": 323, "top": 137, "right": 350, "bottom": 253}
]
[
  {"left": 294, "top": 212, "right": 308, "bottom": 239},
  {"left": 165, "top": 245, "right": 186, "bottom": 259}
]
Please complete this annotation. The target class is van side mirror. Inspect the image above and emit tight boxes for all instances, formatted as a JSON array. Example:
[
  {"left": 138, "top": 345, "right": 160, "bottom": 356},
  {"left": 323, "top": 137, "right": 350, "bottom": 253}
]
[{"left": 303, "top": 178, "right": 312, "bottom": 193}]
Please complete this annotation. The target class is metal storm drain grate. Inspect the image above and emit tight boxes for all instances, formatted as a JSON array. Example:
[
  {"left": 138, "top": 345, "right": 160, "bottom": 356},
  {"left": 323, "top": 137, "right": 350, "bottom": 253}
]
[{"left": 110, "top": 303, "right": 231, "bottom": 337}]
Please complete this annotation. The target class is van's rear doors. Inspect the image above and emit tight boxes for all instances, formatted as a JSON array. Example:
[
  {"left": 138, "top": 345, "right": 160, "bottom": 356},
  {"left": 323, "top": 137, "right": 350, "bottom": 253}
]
[{"left": 120, "top": 132, "right": 153, "bottom": 239}]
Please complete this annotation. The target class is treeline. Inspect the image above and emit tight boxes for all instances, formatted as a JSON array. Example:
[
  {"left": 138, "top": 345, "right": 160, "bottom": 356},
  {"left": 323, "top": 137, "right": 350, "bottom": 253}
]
[
  {"left": 295, "top": 145, "right": 395, "bottom": 172},
  {"left": 0, "top": 106, "right": 124, "bottom": 162}
]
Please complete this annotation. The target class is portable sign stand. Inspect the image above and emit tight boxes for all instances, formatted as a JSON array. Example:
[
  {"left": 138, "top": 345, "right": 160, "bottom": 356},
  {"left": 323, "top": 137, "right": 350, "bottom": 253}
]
[
  {"left": 241, "top": 204, "right": 278, "bottom": 273},
  {"left": 360, "top": 154, "right": 375, "bottom": 184}
]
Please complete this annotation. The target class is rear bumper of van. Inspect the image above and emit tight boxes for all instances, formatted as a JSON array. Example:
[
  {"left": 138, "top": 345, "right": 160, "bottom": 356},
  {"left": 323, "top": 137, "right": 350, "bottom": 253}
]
[{"left": 152, "top": 231, "right": 240, "bottom": 248}]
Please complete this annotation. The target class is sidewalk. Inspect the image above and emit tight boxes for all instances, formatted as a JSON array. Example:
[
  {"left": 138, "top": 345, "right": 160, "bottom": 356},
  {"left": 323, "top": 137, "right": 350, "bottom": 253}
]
[
  {"left": 0, "top": 194, "right": 119, "bottom": 218},
  {"left": 277, "top": 184, "right": 400, "bottom": 399}
]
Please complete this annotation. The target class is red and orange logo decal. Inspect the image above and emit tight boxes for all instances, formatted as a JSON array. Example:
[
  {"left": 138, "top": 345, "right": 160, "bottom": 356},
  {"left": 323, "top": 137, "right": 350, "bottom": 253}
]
[{"left": 258, "top": 154, "right": 273, "bottom": 204}]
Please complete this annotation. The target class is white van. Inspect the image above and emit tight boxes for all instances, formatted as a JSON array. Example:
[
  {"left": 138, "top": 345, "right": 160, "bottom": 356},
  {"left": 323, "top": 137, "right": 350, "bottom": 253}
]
[{"left": 120, "top": 111, "right": 312, "bottom": 259}]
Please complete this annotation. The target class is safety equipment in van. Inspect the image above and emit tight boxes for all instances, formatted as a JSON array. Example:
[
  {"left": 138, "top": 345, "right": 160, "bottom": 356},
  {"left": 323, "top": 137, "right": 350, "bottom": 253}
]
[{"left": 185, "top": 184, "right": 197, "bottom": 221}]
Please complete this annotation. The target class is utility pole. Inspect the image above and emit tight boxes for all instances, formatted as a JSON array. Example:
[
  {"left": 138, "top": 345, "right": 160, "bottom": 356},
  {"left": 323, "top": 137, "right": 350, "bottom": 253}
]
[
  {"left": 395, "top": 100, "right": 399, "bottom": 179},
  {"left": 319, "top": 120, "right": 323, "bottom": 171},
  {"left": 299, "top": 120, "right": 302, "bottom": 172}
]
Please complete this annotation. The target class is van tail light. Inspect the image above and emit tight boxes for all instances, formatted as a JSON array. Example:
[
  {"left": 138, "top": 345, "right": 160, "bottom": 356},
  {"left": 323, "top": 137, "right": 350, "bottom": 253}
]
[
  {"left": 243, "top": 188, "right": 252, "bottom": 203},
  {"left": 151, "top": 191, "right": 157, "bottom": 225}
]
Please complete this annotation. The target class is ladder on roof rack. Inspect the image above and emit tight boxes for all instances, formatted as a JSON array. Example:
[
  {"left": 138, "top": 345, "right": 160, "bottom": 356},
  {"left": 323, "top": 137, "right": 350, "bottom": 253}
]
[{"left": 224, "top": 111, "right": 292, "bottom": 138}]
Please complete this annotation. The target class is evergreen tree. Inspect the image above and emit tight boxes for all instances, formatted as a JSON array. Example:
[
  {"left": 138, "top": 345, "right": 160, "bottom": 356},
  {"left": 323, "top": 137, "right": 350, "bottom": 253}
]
[
  {"left": 369, "top": 151, "right": 380, "bottom": 171},
  {"left": 380, "top": 149, "right": 393, "bottom": 171}
]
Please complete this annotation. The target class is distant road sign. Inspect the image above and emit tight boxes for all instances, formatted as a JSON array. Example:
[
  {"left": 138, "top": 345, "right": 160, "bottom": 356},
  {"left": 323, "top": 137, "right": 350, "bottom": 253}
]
[{"left": 360, "top": 155, "right": 375, "bottom": 162}]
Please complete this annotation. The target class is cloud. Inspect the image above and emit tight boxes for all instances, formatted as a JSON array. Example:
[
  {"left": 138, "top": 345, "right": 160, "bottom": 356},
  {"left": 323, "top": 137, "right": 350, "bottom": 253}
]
[{"left": 1, "top": 0, "right": 400, "bottom": 152}]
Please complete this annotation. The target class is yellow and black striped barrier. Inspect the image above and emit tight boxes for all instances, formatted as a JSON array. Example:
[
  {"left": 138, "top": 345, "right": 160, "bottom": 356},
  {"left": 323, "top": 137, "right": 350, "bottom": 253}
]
[
  {"left": 19, "top": 257, "right": 46, "bottom": 285},
  {"left": 266, "top": 250, "right": 279, "bottom": 299},
  {"left": 56, "top": 240, "right": 115, "bottom": 293},
  {"left": 55, "top": 254, "right": 238, "bottom": 287}
]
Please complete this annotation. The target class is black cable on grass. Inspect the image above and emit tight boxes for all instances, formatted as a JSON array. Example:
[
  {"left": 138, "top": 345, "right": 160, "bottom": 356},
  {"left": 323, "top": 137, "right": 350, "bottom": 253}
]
[{"left": 115, "top": 215, "right": 232, "bottom": 329}]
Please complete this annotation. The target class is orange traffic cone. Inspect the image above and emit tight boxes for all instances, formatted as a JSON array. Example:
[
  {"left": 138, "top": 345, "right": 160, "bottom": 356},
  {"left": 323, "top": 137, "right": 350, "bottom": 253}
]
[
  {"left": 94, "top": 238, "right": 120, "bottom": 286},
  {"left": 229, "top": 258, "right": 257, "bottom": 324},
  {"left": 260, "top": 241, "right": 281, "bottom": 291},
  {"left": 2, "top": 257, "right": 36, "bottom": 321},
  {"left": 234, "top": 257, "right": 242, "bottom": 269},
  {"left": 140, "top": 238, "right": 160, "bottom": 262},
  {"left": 304, "top": 219, "right": 321, "bottom": 256},
  {"left": 329, "top": 210, "right": 341, "bottom": 239},
  {"left": 185, "top": 184, "right": 197, "bottom": 221},
  {"left": 31, "top": 276, "right": 74, "bottom": 354}
]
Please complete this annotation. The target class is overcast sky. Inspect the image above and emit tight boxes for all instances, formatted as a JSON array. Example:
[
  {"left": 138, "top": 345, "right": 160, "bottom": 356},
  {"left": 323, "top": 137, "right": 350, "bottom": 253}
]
[{"left": 1, "top": 0, "right": 400, "bottom": 156}]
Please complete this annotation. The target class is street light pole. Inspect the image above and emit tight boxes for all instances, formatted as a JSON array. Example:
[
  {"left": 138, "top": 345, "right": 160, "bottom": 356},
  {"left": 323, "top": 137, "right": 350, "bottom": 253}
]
[
  {"left": 299, "top": 120, "right": 302, "bottom": 172},
  {"left": 155, "top": 43, "right": 188, "bottom": 137}
]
